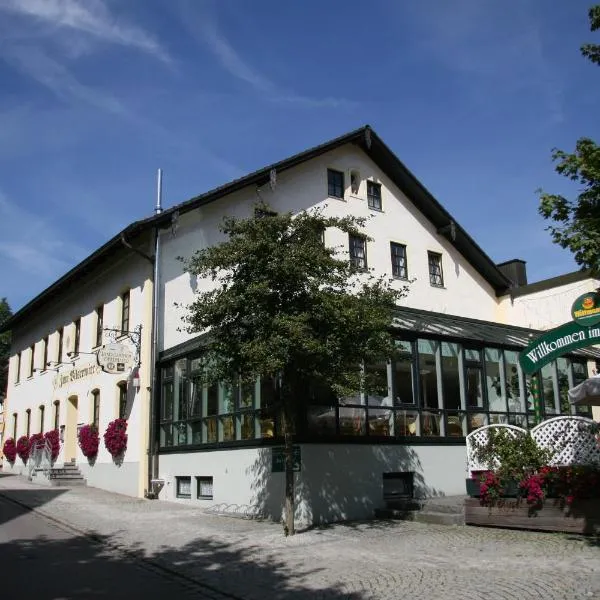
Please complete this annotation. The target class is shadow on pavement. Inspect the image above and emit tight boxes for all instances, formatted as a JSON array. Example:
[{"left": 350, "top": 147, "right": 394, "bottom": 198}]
[
  {"left": 0, "top": 504, "right": 365, "bottom": 599},
  {"left": 0, "top": 487, "right": 69, "bottom": 527}
]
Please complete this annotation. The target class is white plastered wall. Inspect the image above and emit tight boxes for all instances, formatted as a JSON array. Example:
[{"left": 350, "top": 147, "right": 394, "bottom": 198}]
[
  {"left": 5, "top": 247, "right": 153, "bottom": 497},
  {"left": 160, "top": 145, "right": 500, "bottom": 351},
  {"left": 158, "top": 443, "right": 466, "bottom": 526}
]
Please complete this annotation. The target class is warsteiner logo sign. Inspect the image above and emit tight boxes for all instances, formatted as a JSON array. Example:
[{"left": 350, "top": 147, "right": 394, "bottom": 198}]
[
  {"left": 571, "top": 291, "right": 600, "bottom": 327},
  {"left": 97, "top": 343, "right": 135, "bottom": 374}
]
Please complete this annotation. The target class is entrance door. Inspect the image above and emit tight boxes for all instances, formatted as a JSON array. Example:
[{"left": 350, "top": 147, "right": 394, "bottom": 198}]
[{"left": 65, "top": 396, "right": 78, "bottom": 462}]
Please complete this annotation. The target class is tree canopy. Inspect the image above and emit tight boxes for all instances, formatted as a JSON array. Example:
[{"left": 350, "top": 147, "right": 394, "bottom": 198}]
[
  {"left": 538, "top": 5, "right": 600, "bottom": 276},
  {"left": 179, "top": 204, "right": 408, "bottom": 534},
  {"left": 0, "top": 298, "right": 12, "bottom": 402}
]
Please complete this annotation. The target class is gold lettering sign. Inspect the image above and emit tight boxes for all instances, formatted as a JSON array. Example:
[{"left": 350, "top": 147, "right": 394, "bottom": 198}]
[{"left": 53, "top": 363, "right": 102, "bottom": 389}]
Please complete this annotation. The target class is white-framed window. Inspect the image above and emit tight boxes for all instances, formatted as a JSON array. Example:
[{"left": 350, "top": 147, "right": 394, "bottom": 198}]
[
  {"left": 197, "top": 476, "right": 214, "bottom": 499},
  {"left": 349, "top": 234, "right": 367, "bottom": 270},
  {"left": 428, "top": 251, "right": 444, "bottom": 287},
  {"left": 367, "top": 181, "right": 382, "bottom": 210},
  {"left": 176, "top": 476, "right": 192, "bottom": 499},
  {"left": 390, "top": 242, "right": 408, "bottom": 279}
]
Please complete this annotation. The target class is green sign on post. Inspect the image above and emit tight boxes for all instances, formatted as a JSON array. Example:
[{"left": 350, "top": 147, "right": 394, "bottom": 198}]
[
  {"left": 271, "top": 445, "right": 301, "bottom": 473},
  {"left": 571, "top": 291, "right": 600, "bottom": 327},
  {"left": 519, "top": 320, "right": 600, "bottom": 375}
]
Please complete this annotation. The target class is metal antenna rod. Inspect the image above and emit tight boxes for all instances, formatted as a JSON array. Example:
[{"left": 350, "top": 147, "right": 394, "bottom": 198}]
[{"left": 155, "top": 168, "right": 163, "bottom": 214}]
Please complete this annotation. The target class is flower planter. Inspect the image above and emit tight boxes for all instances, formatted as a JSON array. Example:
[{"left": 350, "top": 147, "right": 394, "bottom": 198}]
[
  {"left": 465, "top": 497, "right": 600, "bottom": 535},
  {"left": 501, "top": 479, "right": 520, "bottom": 498}
]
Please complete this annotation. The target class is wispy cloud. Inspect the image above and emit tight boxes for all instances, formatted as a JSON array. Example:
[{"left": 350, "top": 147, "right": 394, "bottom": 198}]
[
  {"left": 0, "top": 190, "right": 86, "bottom": 280},
  {"left": 404, "top": 0, "right": 563, "bottom": 124},
  {"left": 0, "top": 0, "right": 170, "bottom": 64},
  {"left": 182, "top": 3, "right": 356, "bottom": 110}
]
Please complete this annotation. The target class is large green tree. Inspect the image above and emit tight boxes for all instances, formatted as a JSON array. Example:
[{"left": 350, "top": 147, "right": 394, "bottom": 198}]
[
  {"left": 179, "top": 204, "right": 407, "bottom": 535},
  {"left": 0, "top": 298, "right": 12, "bottom": 403},
  {"left": 538, "top": 5, "right": 600, "bottom": 276}
]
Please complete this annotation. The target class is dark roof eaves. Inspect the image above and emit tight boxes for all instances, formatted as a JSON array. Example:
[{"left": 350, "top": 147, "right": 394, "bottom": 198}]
[{"left": 509, "top": 269, "right": 596, "bottom": 298}]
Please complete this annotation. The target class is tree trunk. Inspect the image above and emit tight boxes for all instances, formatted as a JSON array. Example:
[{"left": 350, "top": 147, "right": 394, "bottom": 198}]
[
  {"left": 281, "top": 374, "right": 296, "bottom": 536},
  {"left": 283, "top": 416, "right": 295, "bottom": 536}
]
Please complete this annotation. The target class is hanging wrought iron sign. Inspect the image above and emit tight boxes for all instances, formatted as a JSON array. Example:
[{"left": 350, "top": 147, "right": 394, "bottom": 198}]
[{"left": 97, "top": 343, "right": 135, "bottom": 374}]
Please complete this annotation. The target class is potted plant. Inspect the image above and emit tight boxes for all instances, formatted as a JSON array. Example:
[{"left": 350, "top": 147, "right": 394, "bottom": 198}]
[
  {"left": 104, "top": 419, "right": 128, "bottom": 464},
  {"left": 78, "top": 425, "right": 100, "bottom": 461},
  {"left": 44, "top": 429, "right": 61, "bottom": 464},
  {"left": 16, "top": 435, "right": 31, "bottom": 464}
]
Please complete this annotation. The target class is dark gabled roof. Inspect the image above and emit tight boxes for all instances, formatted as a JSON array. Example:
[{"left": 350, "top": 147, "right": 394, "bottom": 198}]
[
  {"left": 509, "top": 269, "right": 598, "bottom": 298},
  {"left": 2, "top": 125, "right": 511, "bottom": 333}
]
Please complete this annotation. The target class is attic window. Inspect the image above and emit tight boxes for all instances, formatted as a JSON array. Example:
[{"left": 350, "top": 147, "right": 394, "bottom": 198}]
[{"left": 350, "top": 170, "right": 360, "bottom": 195}]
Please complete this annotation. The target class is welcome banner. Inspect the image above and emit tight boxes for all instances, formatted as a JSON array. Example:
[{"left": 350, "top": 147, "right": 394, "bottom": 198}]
[{"left": 519, "top": 320, "right": 600, "bottom": 374}]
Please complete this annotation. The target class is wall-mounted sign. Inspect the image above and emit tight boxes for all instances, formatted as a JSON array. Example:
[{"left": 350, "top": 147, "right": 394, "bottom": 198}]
[
  {"left": 96, "top": 343, "right": 135, "bottom": 374},
  {"left": 571, "top": 291, "right": 600, "bottom": 327},
  {"left": 271, "top": 445, "right": 301, "bottom": 473},
  {"left": 519, "top": 320, "right": 600, "bottom": 374},
  {"left": 53, "top": 363, "right": 102, "bottom": 389}
]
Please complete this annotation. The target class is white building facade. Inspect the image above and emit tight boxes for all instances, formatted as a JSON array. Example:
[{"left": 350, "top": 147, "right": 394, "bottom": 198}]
[{"left": 3, "top": 126, "right": 599, "bottom": 525}]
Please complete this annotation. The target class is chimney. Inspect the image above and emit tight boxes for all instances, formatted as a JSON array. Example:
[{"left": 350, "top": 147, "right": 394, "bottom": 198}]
[{"left": 497, "top": 259, "right": 527, "bottom": 288}]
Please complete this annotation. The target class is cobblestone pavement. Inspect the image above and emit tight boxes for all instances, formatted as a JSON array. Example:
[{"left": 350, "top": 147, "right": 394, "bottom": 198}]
[{"left": 0, "top": 474, "right": 599, "bottom": 599}]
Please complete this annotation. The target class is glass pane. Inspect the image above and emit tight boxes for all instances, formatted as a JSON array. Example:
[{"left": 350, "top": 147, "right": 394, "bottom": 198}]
[
  {"left": 307, "top": 406, "right": 336, "bottom": 435},
  {"left": 258, "top": 410, "right": 276, "bottom": 438},
  {"left": 207, "top": 383, "right": 218, "bottom": 416},
  {"left": 161, "top": 381, "right": 174, "bottom": 420},
  {"left": 189, "top": 357, "right": 202, "bottom": 373},
  {"left": 174, "top": 359, "right": 188, "bottom": 421},
  {"left": 260, "top": 377, "right": 278, "bottom": 408},
  {"left": 465, "top": 367, "right": 484, "bottom": 408},
  {"left": 395, "top": 410, "right": 418, "bottom": 437},
  {"left": 189, "top": 375, "right": 202, "bottom": 417},
  {"left": 488, "top": 413, "right": 508, "bottom": 425},
  {"left": 220, "top": 415, "right": 234, "bottom": 441},
  {"left": 467, "top": 412, "right": 486, "bottom": 433},
  {"left": 556, "top": 358, "right": 571, "bottom": 414},
  {"left": 446, "top": 411, "right": 466, "bottom": 437},
  {"left": 205, "top": 417, "right": 217, "bottom": 443},
  {"left": 190, "top": 420, "right": 203, "bottom": 445},
  {"left": 525, "top": 374, "right": 537, "bottom": 413},
  {"left": 367, "top": 408, "right": 392, "bottom": 436},
  {"left": 365, "top": 362, "right": 389, "bottom": 406},
  {"left": 504, "top": 350, "right": 525, "bottom": 412},
  {"left": 393, "top": 341, "right": 414, "bottom": 405},
  {"left": 220, "top": 385, "right": 236, "bottom": 414},
  {"left": 174, "top": 421, "right": 189, "bottom": 446},
  {"left": 339, "top": 406, "right": 366, "bottom": 436},
  {"left": 418, "top": 339, "right": 439, "bottom": 409},
  {"left": 541, "top": 363, "right": 557, "bottom": 415},
  {"left": 160, "top": 423, "right": 173, "bottom": 447},
  {"left": 420, "top": 411, "right": 441, "bottom": 437},
  {"left": 572, "top": 361, "right": 591, "bottom": 415},
  {"left": 240, "top": 381, "right": 255, "bottom": 408},
  {"left": 507, "top": 413, "right": 527, "bottom": 428},
  {"left": 464, "top": 348, "right": 481, "bottom": 363},
  {"left": 485, "top": 348, "right": 506, "bottom": 413},
  {"left": 240, "top": 413, "right": 254, "bottom": 440},
  {"left": 441, "top": 342, "right": 460, "bottom": 409}
]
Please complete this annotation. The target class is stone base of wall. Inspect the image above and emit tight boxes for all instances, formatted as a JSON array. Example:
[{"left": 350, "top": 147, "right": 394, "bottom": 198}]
[{"left": 465, "top": 497, "right": 600, "bottom": 535}]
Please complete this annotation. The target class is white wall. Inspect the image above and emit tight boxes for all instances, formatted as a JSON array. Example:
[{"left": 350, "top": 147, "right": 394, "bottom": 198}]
[
  {"left": 498, "top": 276, "right": 600, "bottom": 331},
  {"left": 4, "top": 246, "right": 153, "bottom": 496},
  {"left": 160, "top": 145, "right": 500, "bottom": 351},
  {"left": 158, "top": 443, "right": 466, "bottom": 526}
]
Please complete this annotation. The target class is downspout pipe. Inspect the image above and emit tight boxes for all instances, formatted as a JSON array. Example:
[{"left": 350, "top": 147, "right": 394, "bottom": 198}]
[{"left": 147, "top": 168, "right": 163, "bottom": 498}]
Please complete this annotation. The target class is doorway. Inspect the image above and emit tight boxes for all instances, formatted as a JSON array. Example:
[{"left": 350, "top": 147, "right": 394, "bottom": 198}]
[{"left": 65, "top": 396, "right": 78, "bottom": 462}]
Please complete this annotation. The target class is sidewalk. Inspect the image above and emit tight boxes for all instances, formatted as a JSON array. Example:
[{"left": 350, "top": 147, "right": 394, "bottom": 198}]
[{"left": 1, "top": 474, "right": 599, "bottom": 600}]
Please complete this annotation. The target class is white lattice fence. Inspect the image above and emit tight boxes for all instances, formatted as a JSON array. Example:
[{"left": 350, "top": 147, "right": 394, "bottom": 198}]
[
  {"left": 531, "top": 416, "right": 600, "bottom": 466},
  {"left": 465, "top": 424, "right": 527, "bottom": 474}
]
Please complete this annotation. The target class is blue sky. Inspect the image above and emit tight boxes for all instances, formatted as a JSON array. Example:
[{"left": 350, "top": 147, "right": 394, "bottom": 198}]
[{"left": 1, "top": 0, "right": 599, "bottom": 312}]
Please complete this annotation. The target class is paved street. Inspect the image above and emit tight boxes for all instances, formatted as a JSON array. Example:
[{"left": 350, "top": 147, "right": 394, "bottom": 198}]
[
  {"left": 0, "top": 473, "right": 599, "bottom": 599},
  {"left": 0, "top": 492, "right": 226, "bottom": 599}
]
